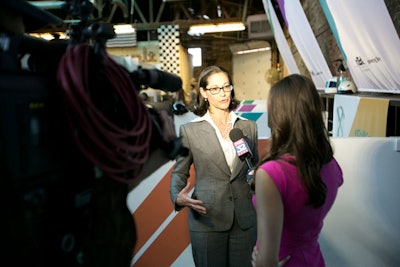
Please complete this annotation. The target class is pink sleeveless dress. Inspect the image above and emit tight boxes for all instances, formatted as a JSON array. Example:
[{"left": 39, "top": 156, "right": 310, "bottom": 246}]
[{"left": 253, "top": 158, "right": 343, "bottom": 267}]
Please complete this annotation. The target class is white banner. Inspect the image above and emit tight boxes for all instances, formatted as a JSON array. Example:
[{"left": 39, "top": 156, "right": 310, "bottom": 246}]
[
  {"left": 262, "top": 0, "right": 299, "bottom": 74},
  {"left": 320, "top": 0, "right": 400, "bottom": 93},
  {"left": 278, "top": 0, "right": 332, "bottom": 89}
]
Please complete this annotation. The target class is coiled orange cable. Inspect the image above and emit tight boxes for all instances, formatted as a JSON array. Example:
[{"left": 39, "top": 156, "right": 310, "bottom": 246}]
[{"left": 57, "top": 44, "right": 152, "bottom": 183}]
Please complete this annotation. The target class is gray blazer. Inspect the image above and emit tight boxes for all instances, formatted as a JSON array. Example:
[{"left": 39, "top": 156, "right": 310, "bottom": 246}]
[{"left": 170, "top": 118, "right": 258, "bottom": 232}]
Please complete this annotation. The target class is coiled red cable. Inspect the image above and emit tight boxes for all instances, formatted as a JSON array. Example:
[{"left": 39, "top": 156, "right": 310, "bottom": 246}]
[{"left": 57, "top": 44, "right": 152, "bottom": 183}]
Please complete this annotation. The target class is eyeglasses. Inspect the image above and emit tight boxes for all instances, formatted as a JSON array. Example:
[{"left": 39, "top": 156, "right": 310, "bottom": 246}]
[{"left": 205, "top": 84, "right": 233, "bottom": 95}]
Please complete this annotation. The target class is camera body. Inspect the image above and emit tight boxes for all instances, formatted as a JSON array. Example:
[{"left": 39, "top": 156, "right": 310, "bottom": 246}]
[{"left": 0, "top": 30, "right": 185, "bottom": 265}]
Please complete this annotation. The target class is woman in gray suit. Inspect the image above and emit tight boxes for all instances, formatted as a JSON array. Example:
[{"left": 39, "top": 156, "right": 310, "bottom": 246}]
[{"left": 170, "top": 66, "right": 258, "bottom": 267}]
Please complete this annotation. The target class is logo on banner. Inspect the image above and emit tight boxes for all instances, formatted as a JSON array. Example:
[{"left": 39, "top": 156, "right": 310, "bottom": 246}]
[
  {"left": 355, "top": 56, "right": 382, "bottom": 66},
  {"left": 355, "top": 56, "right": 365, "bottom": 66}
]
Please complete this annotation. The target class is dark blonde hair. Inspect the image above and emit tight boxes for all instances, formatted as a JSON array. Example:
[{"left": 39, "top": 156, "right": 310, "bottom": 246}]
[
  {"left": 258, "top": 74, "right": 333, "bottom": 208},
  {"left": 193, "top": 65, "right": 239, "bottom": 116}
]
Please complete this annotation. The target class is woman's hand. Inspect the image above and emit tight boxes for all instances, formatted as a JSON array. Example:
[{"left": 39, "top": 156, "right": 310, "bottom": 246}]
[
  {"left": 251, "top": 246, "right": 290, "bottom": 267},
  {"left": 251, "top": 245, "right": 257, "bottom": 267},
  {"left": 176, "top": 182, "right": 207, "bottom": 214}
]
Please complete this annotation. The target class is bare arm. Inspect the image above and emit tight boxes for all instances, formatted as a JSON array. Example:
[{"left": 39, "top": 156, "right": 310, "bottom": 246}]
[{"left": 253, "top": 168, "right": 287, "bottom": 267}]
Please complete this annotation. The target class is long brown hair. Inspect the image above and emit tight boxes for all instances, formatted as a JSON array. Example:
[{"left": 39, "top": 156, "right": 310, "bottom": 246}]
[
  {"left": 257, "top": 74, "right": 333, "bottom": 208},
  {"left": 192, "top": 65, "right": 239, "bottom": 116}
]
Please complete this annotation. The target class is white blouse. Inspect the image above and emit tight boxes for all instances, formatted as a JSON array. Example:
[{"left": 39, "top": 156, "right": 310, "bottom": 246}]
[{"left": 193, "top": 111, "right": 239, "bottom": 173}]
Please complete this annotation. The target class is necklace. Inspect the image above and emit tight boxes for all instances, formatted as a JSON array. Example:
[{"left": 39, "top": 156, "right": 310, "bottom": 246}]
[{"left": 211, "top": 113, "right": 232, "bottom": 139}]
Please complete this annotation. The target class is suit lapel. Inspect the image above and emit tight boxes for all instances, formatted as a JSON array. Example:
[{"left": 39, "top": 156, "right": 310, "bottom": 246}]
[
  {"left": 230, "top": 156, "right": 243, "bottom": 181},
  {"left": 195, "top": 121, "right": 231, "bottom": 176}
]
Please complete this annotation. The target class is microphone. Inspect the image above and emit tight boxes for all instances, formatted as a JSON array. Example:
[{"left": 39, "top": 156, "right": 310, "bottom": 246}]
[{"left": 229, "top": 128, "right": 254, "bottom": 171}]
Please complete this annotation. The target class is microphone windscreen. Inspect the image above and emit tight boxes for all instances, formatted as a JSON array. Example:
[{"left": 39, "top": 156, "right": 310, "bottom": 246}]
[
  {"left": 148, "top": 69, "right": 182, "bottom": 92},
  {"left": 229, "top": 128, "right": 244, "bottom": 142},
  {"left": 129, "top": 69, "right": 182, "bottom": 92}
]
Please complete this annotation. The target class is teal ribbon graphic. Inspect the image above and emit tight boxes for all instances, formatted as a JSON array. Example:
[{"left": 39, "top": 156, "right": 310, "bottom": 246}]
[{"left": 336, "top": 105, "right": 345, "bottom": 137}]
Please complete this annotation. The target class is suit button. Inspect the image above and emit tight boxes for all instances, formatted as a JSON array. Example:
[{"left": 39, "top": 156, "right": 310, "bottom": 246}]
[{"left": 229, "top": 196, "right": 233, "bottom": 201}]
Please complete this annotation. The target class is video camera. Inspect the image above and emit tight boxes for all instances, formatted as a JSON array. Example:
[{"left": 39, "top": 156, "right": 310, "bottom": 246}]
[
  {"left": 0, "top": 32, "right": 187, "bottom": 267},
  {"left": 0, "top": 30, "right": 186, "bottom": 182},
  {"left": 0, "top": 0, "right": 189, "bottom": 266}
]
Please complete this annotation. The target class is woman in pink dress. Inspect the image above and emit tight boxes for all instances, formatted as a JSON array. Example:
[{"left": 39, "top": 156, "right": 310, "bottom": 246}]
[{"left": 252, "top": 74, "right": 343, "bottom": 267}]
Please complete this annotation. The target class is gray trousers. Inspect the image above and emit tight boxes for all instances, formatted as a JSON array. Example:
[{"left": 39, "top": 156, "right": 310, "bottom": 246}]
[{"left": 190, "top": 217, "right": 256, "bottom": 267}]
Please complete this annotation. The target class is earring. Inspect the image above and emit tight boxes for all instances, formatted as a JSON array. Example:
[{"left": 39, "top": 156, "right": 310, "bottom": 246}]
[{"left": 204, "top": 98, "right": 208, "bottom": 102}]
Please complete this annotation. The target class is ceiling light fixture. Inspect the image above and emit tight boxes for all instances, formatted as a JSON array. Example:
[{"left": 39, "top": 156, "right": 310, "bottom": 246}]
[
  {"left": 229, "top": 40, "right": 271, "bottom": 55},
  {"left": 113, "top": 24, "right": 135, "bottom": 34},
  {"left": 28, "top": 1, "right": 65, "bottom": 10},
  {"left": 187, "top": 22, "right": 246, "bottom": 36},
  {"left": 235, "top": 47, "right": 271, "bottom": 55},
  {"left": 29, "top": 32, "right": 69, "bottom": 40}
]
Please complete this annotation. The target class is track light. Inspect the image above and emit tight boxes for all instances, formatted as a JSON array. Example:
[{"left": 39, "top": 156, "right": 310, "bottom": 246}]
[{"left": 187, "top": 22, "right": 246, "bottom": 36}]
